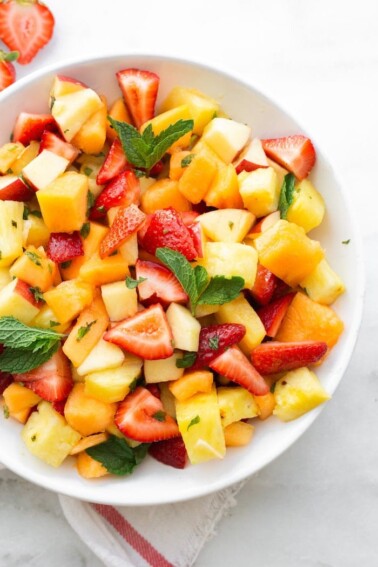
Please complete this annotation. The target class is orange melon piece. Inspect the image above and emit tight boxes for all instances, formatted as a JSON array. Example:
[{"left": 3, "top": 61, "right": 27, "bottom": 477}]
[
  {"left": 204, "top": 163, "right": 243, "bottom": 209},
  {"left": 3, "top": 383, "right": 42, "bottom": 424},
  {"left": 254, "top": 392, "right": 276, "bottom": 420},
  {"left": 70, "top": 432, "right": 108, "bottom": 455},
  {"left": 79, "top": 251, "right": 129, "bottom": 287},
  {"left": 9, "top": 246, "right": 55, "bottom": 292},
  {"left": 178, "top": 153, "right": 218, "bottom": 204},
  {"left": 169, "top": 370, "right": 213, "bottom": 402},
  {"left": 44, "top": 279, "right": 94, "bottom": 324},
  {"left": 72, "top": 95, "right": 107, "bottom": 154},
  {"left": 169, "top": 150, "right": 192, "bottom": 180},
  {"left": 61, "top": 221, "right": 108, "bottom": 280},
  {"left": 224, "top": 421, "right": 254, "bottom": 447},
  {"left": 64, "top": 383, "right": 116, "bottom": 437},
  {"left": 106, "top": 97, "right": 132, "bottom": 141},
  {"left": 76, "top": 451, "right": 108, "bottom": 478},
  {"left": 276, "top": 291, "right": 344, "bottom": 348},
  {"left": 141, "top": 178, "right": 192, "bottom": 214}
]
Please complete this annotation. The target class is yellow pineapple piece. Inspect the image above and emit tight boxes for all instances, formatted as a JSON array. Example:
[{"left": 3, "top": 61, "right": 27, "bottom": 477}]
[
  {"left": 224, "top": 421, "right": 254, "bottom": 447},
  {"left": 266, "top": 158, "right": 288, "bottom": 190},
  {"left": 64, "top": 383, "right": 116, "bottom": 437},
  {"left": 44, "top": 279, "right": 94, "bottom": 324},
  {"left": 178, "top": 152, "right": 218, "bottom": 204},
  {"left": 197, "top": 209, "right": 255, "bottom": 243},
  {"left": 0, "top": 278, "right": 40, "bottom": 323},
  {"left": 0, "top": 201, "right": 24, "bottom": 267},
  {"left": 3, "top": 383, "right": 42, "bottom": 424},
  {"left": 61, "top": 221, "right": 108, "bottom": 280},
  {"left": 37, "top": 171, "right": 88, "bottom": 232},
  {"left": 273, "top": 367, "right": 330, "bottom": 422},
  {"left": 201, "top": 118, "right": 251, "bottom": 164},
  {"left": 72, "top": 95, "right": 107, "bottom": 154},
  {"left": 254, "top": 219, "right": 324, "bottom": 287},
  {"left": 70, "top": 432, "right": 109, "bottom": 455},
  {"left": 25, "top": 214, "right": 50, "bottom": 248},
  {"left": 107, "top": 97, "right": 132, "bottom": 141},
  {"left": 215, "top": 294, "right": 266, "bottom": 353},
  {"left": 300, "top": 258, "right": 345, "bottom": 305},
  {"left": 76, "top": 451, "right": 108, "bottom": 478},
  {"left": 141, "top": 105, "right": 193, "bottom": 152},
  {"left": 79, "top": 251, "right": 130, "bottom": 286},
  {"left": 169, "top": 370, "right": 213, "bottom": 401},
  {"left": 286, "top": 179, "right": 325, "bottom": 232},
  {"left": 141, "top": 178, "right": 192, "bottom": 214},
  {"left": 31, "top": 304, "right": 70, "bottom": 333},
  {"left": 0, "top": 142, "right": 24, "bottom": 174},
  {"left": 11, "top": 141, "right": 40, "bottom": 175},
  {"left": 85, "top": 356, "right": 143, "bottom": 403},
  {"left": 161, "top": 86, "right": 220, "bottom": 135},
  {"left": 192, "top": 139, "right": 225, "bottom": 168},
  {"left": 0, "top": 267, "right": 11, "bottom": 291},
  {"left": 204, "top": 163, "right": 243, "bottom": 209},
  {"left": 217, "top": 386, "right": 260, "bottom": 427},
  {"left": 238, "top": 166, "right": 280, "bottom": 217},
  {"left": 169, "top": 150, "right": 192, "bottom": 180},
  {"left": 197, "top": 242, "right": 258, "bottom": 289},
  {"left": 254, "top": 392, "right": 276, "bottom": 420},
  {"left": 22, "top": 401, "right": 81, "bottom": 467},
  {"left": 10, "top": 246, "right": 55, "bottom": 292}
]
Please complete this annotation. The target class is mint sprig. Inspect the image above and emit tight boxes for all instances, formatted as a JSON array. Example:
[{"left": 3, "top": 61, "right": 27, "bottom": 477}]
[
  {"left": 86, "top": 435, "right": 149, "bottom": 476},
  {"left": 278, "top": 173, "right": 296, "bottom": 219}
]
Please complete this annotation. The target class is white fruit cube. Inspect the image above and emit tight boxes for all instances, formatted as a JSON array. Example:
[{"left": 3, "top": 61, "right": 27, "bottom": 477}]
[
  {"left": 101, "top": 281, "right": 138, "bottom": 321},
  {"left": 238, "top": 166, "right": 279, "bottom": 218},
  {"left": 300, "top": 258, "right": 345, "bottom": 305},
  {"left": 77, "top": 337, "right": 125, "bottom": 376},
  {"left": 119, "top": 233, "right": 139, "bottom": 266},
  {"left": 22, "top": 149, "right": 69, "bottom": 191},
  {"left": 266, "top": 158, "right": 288, "bottom": 190},
  {"left": 0, "top": 200, "right": 24, "bottom": 267},
  {"left": 201, "top": 118, "right": 251, "bottom": 164},
  {"left": 85, "top": 355, "right": 143, "bottom": 403},
  {"left": 166, "top": 303, "right": 201, "bottom": 352},
  {"left": 0, "top": 278, "right": 40, "bottom": 324},
  {"left": 197, "top": 209, "right": 255, "bottom": 243},
  {"left": 198, "top": 242, "right": 258, "bottom": 289},
  {"left": 144, "top": 351, "right": 185, "bottom": 384},
  {"left": 234, "top": 138, "right": 268, "bottom": 168},
  {"left": 52, "top": 88, "right": 103, "bottom": 142},
  {"left": 286, "top": 179, "right": 325, "bottom": 233}
]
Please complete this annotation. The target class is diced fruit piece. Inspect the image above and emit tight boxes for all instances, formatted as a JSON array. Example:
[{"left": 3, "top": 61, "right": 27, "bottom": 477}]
[
  {"left": 0, "top": 141, "right": 24, "bottom": 173},
  {"left": 192, "top": 323, "right": 246, "bottom": 370},
  {"left": 91, "top": 170, "right": 140, "bottom": 220},
  {"left": 276, "top": 292, "right": 344, "bottom": 348},
  {"left": 238, "top": 166, "right": 279, "bottom": 217},
  {"left": 64, "top": 383, "right": 116, "bottom": 436},
  {"left": 0, "top": 175, "right": 34, "bottom": 202},
  {"left": 85, "top": 355, "right": 142, "bottom": 403},
  {"left": 11, "top": 140, "right": 40, "bottom": 175},
  {"left": 50, "top": 75, "right": 87, "bottom": 99},
  {"left": 141, "top": 105, "right": 192, "bottom": 153},
  {"left": 46, "top": 232, "right": 83, "bottom": 264},
  {"left": 104, "top": 303, "right": 174, "bottom": 360},
  {"left": 286, "top": 179, "right": 325, "bottom": 233},
  {"left": 22, "top": 149, "right": 69, "bottom": 191},
  {"left": 300, "top": 258, "right": 345, "bottom": 305},
  {"left": 199, "top": 209, "right": 255, "bottom": 245},
  {"left": 61, "top": 221, "right": 108, "bottom": 281},
  {"left": 106, "top": 97, "right": 132, "bottom": 141},
  {"left": 0, "top": 200, "right": 24, "bottom": 267},
  {"left": 0, "top": 268, "right": 11, "bottom": 291},
  {"left": 256, "top": 292, "right": 295, "bottom": 337},
  {"left": 37, "top": 171, "right": 88, "bottom": 232},
  {"left": 2, "top": 383, "right": 41, "bottom": 423},
  {"left": 224, "top": 421, "right": 254, "bottom": 446},
  {"left": 204, "top": 163, "right": 243, "bottom": 209},
  {"left": 246, "top": 210, "right": 280, "bottom": 240},
  {"left": 210, "top": 346, "right": 269, "bottom": 395},
  {"left": 96, "top": 138, "right": 127, "bottom": 185},
  {"left": 161, "top": 86, "right": 220, "bottom": 135},
  {"left": 175, "top": 385, "right": 225, "bottom": 464},
  {"left": 77, "top": 337, "right": 125, "bottom": 377},
  {"left": 115, "top": 387, "right": 179, "bottom": 442},
  {"left": 254, "top": 392, "right": 276, "bottom": 420},
  {"left": 251, "top": 341, "right": 328, "bottom": 375},
  {"left": 0, "top": 278, "right": 40, "bottom": 323},
  {"left": 25, "top": 213, "right": 50, "bottom": 248},
  {"left": 22, "top": 401, "right": 81, "bottom": 467},
  {"left": 31, "top": 304, "right": 69, "bottom": 334},
  {"left": 76, "top": 451, "right": 108, "bottom": 478},
  {"left": 79, "top": 251, "right": 130, "bottom": 287},
  {"left": 99, "top": 204, "right": 146, "bottom": 258},
  {"left": 166, "top": 303, "right": 201, "bottom": 352},
  {"left": 10, "top": 245, "right": 55, "bottom": 292},
  {"left": 44, "top": 279, "right": 94, "bottom": 324},
  {"left": 148, "top": 436, "right": 187, "bottom": 469},
  {"left": 234, "top": 138, "right": 269, "bottom": 173},
  {"left": 72, "top": 95, "right": 107, "bottom": 154},
  {"left": 249, "top": 264, "right": 278, "bottom": 306},
  {"left": 217, "top": 386, "right": 259, "bottom": 427},
  {"left": 159, "top": 382, "right": 176, "bottom": 419},
  {"left": 198, "top": 242, "right": 258, "bottom": 289},
  {"left": 116, "top": 68, "right": 159, "bottom": 129},
  {"left": 201, "top": 118, "right": 251, "bottom": 164},
  {"left": 177, "top": 152, "right": 218, "bottom": 204},
  {"left": 169, "top": 150, "right": 192, "bottom": 180},
  {"left": 12, "top": 113, "right": 56, "bottom": 144},
  {"left": 101, "top": 280, "right": 138, "bottom": 322},
  {"left": 136, "top": 259, "right": 188, "bottom": 306},
  {"left": 261, "top": 135, "right": 316, "bottom": 181},
  {"left": 52, "top": 88, "right": 103, "bottom": 142},
  {"left": 254, "top": 219, "right": 324, "bottom": 287},
  {"left": 144, "top": 352, "right": 184, "bottom": 384},
  {"left": 70, "top": 432, "right": 109, "bottom": 455},
  {"left": 168, "top": 370, "right": 213, "bottom": 401},
  {"left": 273, "top": 367, "right": 330, "bottom": 421},
  {"left": 141, "top": 178, "right": 191, "bottom": 214},
  {"left": 39, "top": 131, "right": 79, "bottom": 164}
]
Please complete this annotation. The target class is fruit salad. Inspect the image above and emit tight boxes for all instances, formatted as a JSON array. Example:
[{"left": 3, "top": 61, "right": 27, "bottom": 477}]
[{"left": 0, "top": 68, "right": 345, "bottom": 478}]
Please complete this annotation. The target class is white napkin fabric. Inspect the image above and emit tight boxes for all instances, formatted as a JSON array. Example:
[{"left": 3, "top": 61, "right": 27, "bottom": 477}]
[{"left": 59, "top": 481, "right": 244, "bottom": 567}]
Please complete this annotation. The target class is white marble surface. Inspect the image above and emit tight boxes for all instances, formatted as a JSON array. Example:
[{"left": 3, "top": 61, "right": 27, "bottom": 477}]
[{"left": 1, "top": 0, "right": 378, "bottom": 565}]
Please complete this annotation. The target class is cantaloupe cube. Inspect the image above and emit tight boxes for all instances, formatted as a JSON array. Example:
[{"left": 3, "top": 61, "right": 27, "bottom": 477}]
[
  {"left": 201, "top": 118, "right": 251, "bottom": 164},
  {"left": 168, "top": 370, "right": 213, "bottom": 401},
  {"left": 11, "top": 141, "right": 40, "bottom": 175},
  {"left": 178, "top": 153, "right": 218, "bottom": 204},
  {"left": 141, "top": 105, "right": 193, "bottom": 152},
  {"left": 31, "top": 304, "right": 70, "bottom": 333},
  {"left": 64, "top": 383, "right": 116, "bottom": 436},
  {"left": 217, "top": 386, "right": 259, "bottom": 427},
  {"left": 286, "top": 179, "right": 325, "bottom": 233},
  {"left": 144, "top": 352, "right": 184, "bottom": 384},
  {"left": 224, "top": 421, "right": 254, "bottom": 446},
  {"left": 161, "top": 86, "right": 220, "bottom": 135},
  {"left": 169, "top": 150, "right": 192, "bottom": 180},
  {"left": 3, "top": 383, "right": 42, "bottom": 424},
  {"left": 141, "top": 178, "right": 192, "bottom": 214},
  {"left": 79, "top": 251, "right": 130, "bottom": 286},
  {"left": 253, "top": 219, "right": 324, "bottom": 287},
  {"left": 70, "top": 432, "right": 108, "bottom": 455},
  {"left": 25, "top": 214, "right": 50, "bottom": 248},
  {"left": 215, "top": 294, "right": 266, "bottom": 353},
  {"left": 197, "top": 242, "right": 258, "bottom": 289},
  {"left": 192, "top": 139, "right": 225, "bottom": 168},
  {"left": 0, "top": 200, "right": 24, "bottom": 267},
  {"left": 101, "top": 280, "right": 138, "bottom": 321},
  {"left": 254, "top": 392, "right": 276, "bottom": 420},
  {"left": 10, "top": 246, "right": 55, "bottom": 292},
  {"left": 72, "top": 95, "right": 107, "bottom": 154},
  {"left": 37, "top": 171, "right": 88, "bottom": 232},
  {"left": 44, "top": 279, "right": 94, "bottom": 324},
  {"left": 300, "top": 258, "right": 345, "bottom": 305},
  {"left": 0, "top": 142, "right": 25, "bottom": 174},
  {"left": 106, "top": 97, "right": 132, "bottom": 141},
  {"left": 22, "top": 150, "right": 69, "bottom": 191},
  {"left": 197, "top": 209, "right": 255, "bottom": 243},
  {"left": 238, "top": 166, "right": 280, "bottom": 218},
  {"left": 85, "top": 355, "right": 142, "bottom": 403},
  {"left": 204, "top": 163, "right": 243, "bottom": 209},
  {"left": 61, "top": 221, "right": 108, "bottom": 280},
  {"left": 76, "top": 451, "right": 108, "bottom": 478},
  {"left": 77, "top": 337, "right": 125, "bottom": 376},
  {"left": 166, "top": 303, "right": 201, "bottom": 352}
]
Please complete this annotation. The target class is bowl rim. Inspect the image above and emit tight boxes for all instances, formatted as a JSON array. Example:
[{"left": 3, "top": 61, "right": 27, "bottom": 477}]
[{"left": 0, "top": 52, "right": 365, "bottom": 505}]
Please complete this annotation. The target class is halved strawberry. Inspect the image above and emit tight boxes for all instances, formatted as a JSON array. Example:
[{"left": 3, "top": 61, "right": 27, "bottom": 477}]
[
  {"left": 0, "top": 50, "right": 17, "bottom": 92},
  {"left": 251, "top": 341, "right": 328, "bottom": 375},
  {"left": 139, "top": 207, "right": 197, "bottom": 261},
  {"left": 257, "top": 293, "right": 295, "bottom": 338},
  {"left": 39, "top": 131, "right": 79, "bottom": 164},
  {"left": 146, "top": 383, "right": 161, "bottom": 399},
  {"left": 0, "top": 0, "right": 55, "bottom": 65},
  {"left": 261, "top": 135, "right": 316, "bottom": 180},
  {"left": 12, "top": 112, "right": 56, "bottom": 144},
  {"left": 46, "top": 232, "right": 84, "bottom": 264},
  {"left": 104, "top": 303, "right": 174, "bottom": 360},
  {"left": 0, "top": 371, "right": 13, "bottom": 395},
  {"left": 51, "top": 399, "right": 66, "bottom": 416},
  {"left": 96, "top": 138, "right": 128, "bottom": 186},
  {"left": 0, "top": 175, "right": 34, "bottom": 201},
  {"left": 115, "top": 387, "right": 179, "bottom": 442},
  {"left": 192, "top": 324, "right": 246, "bottom": 370},
  {"left": 235, "top": 160, "right": 268, "bottom": 175},
  {"left": 99, "top": 204, "right": 146, "bottom": 258},
  {"left": 135, "top": 258, "right": 188, "bottom": 306},
  {"left": 90, "top": 170, "right": 140, "bottom": 221},
  {"left": 210, "top": 345, "right": 269, "bottom": 395},
  {"left": 116, "top": 68, "right": 159, "bottom": 129},
  {"left": 16, "top": 348, "right": 73, "bottom": 402},
  {"left": 149, "top": 436, "right": 187, "bottom": 469},
  {"left": 250, "top": 264, "right": 278, "bottom": 306}
]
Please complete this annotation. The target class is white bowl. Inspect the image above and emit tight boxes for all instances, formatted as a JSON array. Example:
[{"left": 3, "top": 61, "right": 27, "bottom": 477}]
[{"left": 0, "top": 54, "right": 364, "bottom": 506}]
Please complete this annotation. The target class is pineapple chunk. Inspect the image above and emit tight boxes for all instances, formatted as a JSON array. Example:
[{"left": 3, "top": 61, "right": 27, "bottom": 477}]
[
  {"left": 166, "top": 303, "right": 201, "bottom": 352},
  {"left": 22, "top": 401, "right": 81, "bottom": 467},
  {"left": 141, "top": 178, "right": 192, "bottom": 214},
  {"left": 64, "top": 383, "right": 116, "bottom": 436},
  {"left": 0, "top": 201, "right": 24, "bottom": 267},
  {"left": 266, "top": 158, "right": 289, "bottom": 190},
  {"left": 217, "top": 386, "right": 260, "bottom": 427},
  {"left": 161, "top": 86, "right": 220, "bottom": 135},
  {"left": 144, "top": 352, "right": 184, "bottom": 384},
  {"left": 238, "top": 166, "right": 280, "bottom": 218},
  {"left": 22, "top": 150, "right": 69, "bottom": 191},
  {"left": 198, "top": 242, "right": 258, "bottom": 289},
  {"left": 178, "top": 153, "right": 218, "bottom": 204},
  {"left": 85, "top": 355, "right": 143, "bottom": 403},
  {"left": 79, "top": 251, "right": 130, "bottom": 286},
  {"left": 77, "top": 337, "right": 125, "bottom": 376},
  {"left": 204, "top": 163, "right": 243, "bottom": 209},
  {"left": 31, "top": 304, "right": 70, "bottom": 334},
  {"left": 286, "top": 179, "right": 325, "bottom": 233},
  {"left": 10, "top": 245, "right": 55, "bottom": 292},
  {"left": 101, "top": 280, "right": 138, "bottom": 321},
  {"left": 141, "top": 105, "right": 193, "bottom": 152},
  {"left": 175, "top": 386, "right": 226, "bottom": 464},
  {"left": 44, "top": 279, "right": 94, "bottom": 324},
  {"left": 0, "top": 142, "right": 24, "bottom": 174},
  {"left": 11, "top": 141, "right": 40, "bottom": 175},
  {"left": 72, "top": 95, "right": 107, "bottom": 154},
  {"left": 224, "top": 421, "right": 254, "bottom": 447},
  {"left": 234, "top": 138, "right": 268, "bottom": 169},
  {"left": 169, "top": 370, "right": 213, "bottom": 401},
  {"left": 201, "top": 118, "right": 251, "bottom": 164},
  {"left": 300, "top": 258, "right": 345, "bottom": 305},
  {"left": 0, "top": 267, "right": 11, "bottom": 291},
  {"left": 273, "top": 367, "right": 330, "bottom": 422},
  {"left": 0, "top": 278, "right": 40, "bottom": 324},
  {"left": 25, "top": 214, "right": 50, "bottom": 248},
  {"left": 197, "top": 209, "right": 255, "bottom": 243}
]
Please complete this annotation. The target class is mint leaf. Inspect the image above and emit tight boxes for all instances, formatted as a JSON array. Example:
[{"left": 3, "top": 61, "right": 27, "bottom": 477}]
[
  {"left": 155, "top": 247, "right": 198, "bottom": 306},
  {"left": 152, "top": 410, "right": 166, "bottom": 422},
  {"left": 80, "top": 222, "right": 91, "bottom": 239},
  {"left": 193, "top": 265, "right": 209, "bottom": 297},
  {"left": 86, "top": 435, "right": 149, "bottom": 476},
  {"left": 125, "top": 276, "right": 147, "bottom": 289},
  {"left": 197, "top": 276, "right": 244, "bottom": 306},
  {"left": 25, "top": 250, "right": 42, "bottom": 267},
  {"left": 208, "top": 336, "right": 219, "bottom": 350},
  {"left": 145, "top": 119, "right": 193, "bottom": 170},
  {"left": 0, "top": 317, "right": 65, "bottom": 351},
  {"left": 108, "top": 118, "right": 146, "bottom": 168},
  {"left": 76, "top": 320, "right": 97, "bottom": 342},
  {"left": 187, "top": 415, "right": 200, "bottom": 431},
  {"left": 29, "top": 286, "right": 45, "bottom": 303},
  {"left": 278, "top": 173, "right": 296, "bottom": 219},
  {"left": 176, "top": 352, "right": 197, "bottom": 368},
  {"left": 0, "top": 343, "right": 59, "bottom": 374},
  {"left": 181, "top": 154, "right": 195, "bottom": 168}
]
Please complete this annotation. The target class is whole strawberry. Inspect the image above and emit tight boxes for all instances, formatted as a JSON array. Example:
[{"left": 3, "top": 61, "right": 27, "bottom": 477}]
[{"left": 0, "top": 50, "right": 18, "bottom": 92}]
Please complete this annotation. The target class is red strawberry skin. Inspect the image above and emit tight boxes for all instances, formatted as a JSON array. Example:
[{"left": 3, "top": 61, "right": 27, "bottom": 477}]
[
  {"left": 46, "top": 232, "right": 84, "bottom": 264},
  {"left": 116, "top": 68, "right": 159, "bottom": 129},
  {"left": 136, "top": 258, "right": 188, "bottom": 306},
  {"left": 90, "top": 170, "right": 140, "bottom": 221},
  {"left": 250, "top": 264, "right": 278, "bottom": 306},
  {"left": 149, "top": 437, "right": 187, "bottom": 469},
  {"left": 0, "top": 370, "right": 13, "bottom": 395},
  {"left": 12, "top": 112, "right": 56, "bottom": 145},
  {"left": 0, "top": 177, "right": 34, "bottom": 202},
  {"left": 261, "top": 135, "right": 316, "bottom": 181},
  {"left": 192, "top": 324, "right": 246, "bottom": 370},
  {"left": 39, "top": 131, "right": 79, "bottom": 164},
  {"left": 139, "top": 207, "right": 197, "bottom": 261},
  {"left": 257, "top": 293, "right": 295, "bottom": 338},
  {"left": 0, "top": 53, "right": 16, "bottom": 92},
  {"left": 96, "top": 139, "right": 128, "bottom": 186},
  {"left": 251, "top": 341, "right": 328, "bottom": 375},
  {"left": 99, "top": 204, "right": 146, "bottom": 258}
]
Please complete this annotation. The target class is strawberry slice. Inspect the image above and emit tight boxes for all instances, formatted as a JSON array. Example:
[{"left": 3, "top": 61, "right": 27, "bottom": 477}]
[
  {"left": 51, "top": 399, "right": 66, "bottom": 416},
  {"left": 116, "top": 68, "right": 159, "bottom": 129},
  {"left": 261, "top": 135, "right": 316, "bottom": 181},
  {"left": 39, "top": 131, "right": 79, "bottom": 164},
  {"left": 46, "top": 232, "right": 84, "bottom": 264},
  {"left": 0, "top": 175, "right": 34, "bottom": 201},
  {"left": 0, "top": 0, "right": 54, "bottom": 65},
  {"left": 104, "top": 303, "right": 174, "bottom": 360},
  {"left": 99, "top": 204, "right": 146, "bottom": 258},
  {"left": 135, "top": 258, "right": 188, "bottom": 306},
  {"left": 149, "top": 436, "right": 187, "bottom": 469},
  {"left": 16, "top": 348, "right": 73, "bottom": 402},
  {"left": 250, "top": 264, "right": 279, "bottom": 306},
  {"left": 0, "top": 50, "right": 17, "bottom": 92},
  {"left": 210, "top": 345, "right": 269, "bottom": 396},
  {"left": 115, "top": 387, "right": 179, "bottom": 442},
  {"left": 257, "top": 293, "right": 295, "bottom": 338},
  {"left": 12, "top": 112, "right": 56, "bottom": 145},
  {"left": 192, "top": 324, "right": 246, "bottom": 370},
  {"left": 96, "top": 138, "right": 128, "bottom": 186},
  {"left": 251, "top": 341, "right": 328, "bottom": 375},
  {"left": 90, "top": 170, "right": 140, "bottom": 221},
  {"left": 139, "top": 207, "right": 197, "bottom": 261}
]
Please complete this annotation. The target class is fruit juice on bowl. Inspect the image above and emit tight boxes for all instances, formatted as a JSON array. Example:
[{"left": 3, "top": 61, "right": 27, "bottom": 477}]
[{"left": 0, "top": 55, "right": 362, "bottom": 505}]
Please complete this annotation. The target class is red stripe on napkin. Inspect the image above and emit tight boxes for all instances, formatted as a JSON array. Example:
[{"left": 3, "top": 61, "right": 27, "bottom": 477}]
[{"left": 93, "top": 504, "right": 174, "bottom": 567}]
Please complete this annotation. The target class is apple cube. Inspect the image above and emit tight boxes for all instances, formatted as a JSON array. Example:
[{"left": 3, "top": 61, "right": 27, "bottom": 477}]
[
  {"left": 0, "top": 200, "right": 24, "bottom": 267},
  {"left": 0, "top": 175, "right": 33, "bottom": 202},
  {"left": 76, "top": 337, "right": 125, "bottom": 377},
  {"left": 85, "top": 355, "right": 143, "bottom": 403},
  {"left": 52, "top": 88, "right": 103, "bottom": 142},
  {"left": 245, "top": 210, "right": 280, "bottom": 241},
  {"left": 22, "top": 150, "right": 69, "bottom": 191},
  {"left": 201, "top": 117, "right": 251, "bottom": 164},
  {"left": 198, "top": 242, "right": 258, "bottom": 289},
  {"left": 11, "top": 141, "right": 40, "bottom": 175},
  {"left": 224, "top": 421, "right": 254, "bottom": 447},
  {"left": 197, "top": 209, "right": 255, "bottom": 243},
  {"left": 286, "top": 179, "right": 325, "bottom": 233},
  {"left": 238, "top": 166, "right": 280, "bottom": 218},
  {"left": 50, "top": 74, "right": 87, "bottom": 99},
  {"left": 166, "top": 303, "right": 201, "bottom": 352},
  {"left": 0, "top": 278, "right": 40, "bottom": 323},
  {"left": 144, "top": 352, "right": 185, "bottom": 384},
  {"left": 300, "top": 258, "right": 345, "bottom": 305},
  {"left": 101, "top": 280, "right": 138, "bottom": 321},
  {"left": 44, "top": 279, "right": 94, "bottom": 324},
  {"left": 217, "top": 386, "right": 259, "bottom": 427},
  {"left": 168, "top": 370, "right": 213, "bottom": 401},
  {"left": 233, "top": 138, "right": 269, "bottom": 171},
  {"left": 64, "top": 383, "right": 116, "bottom": 436},
  {"left": 161, "top": 86, "right": 220, "bottom": 135},
  {"left": 0, "top": 142, "right": 25, "bottom": 174}
]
